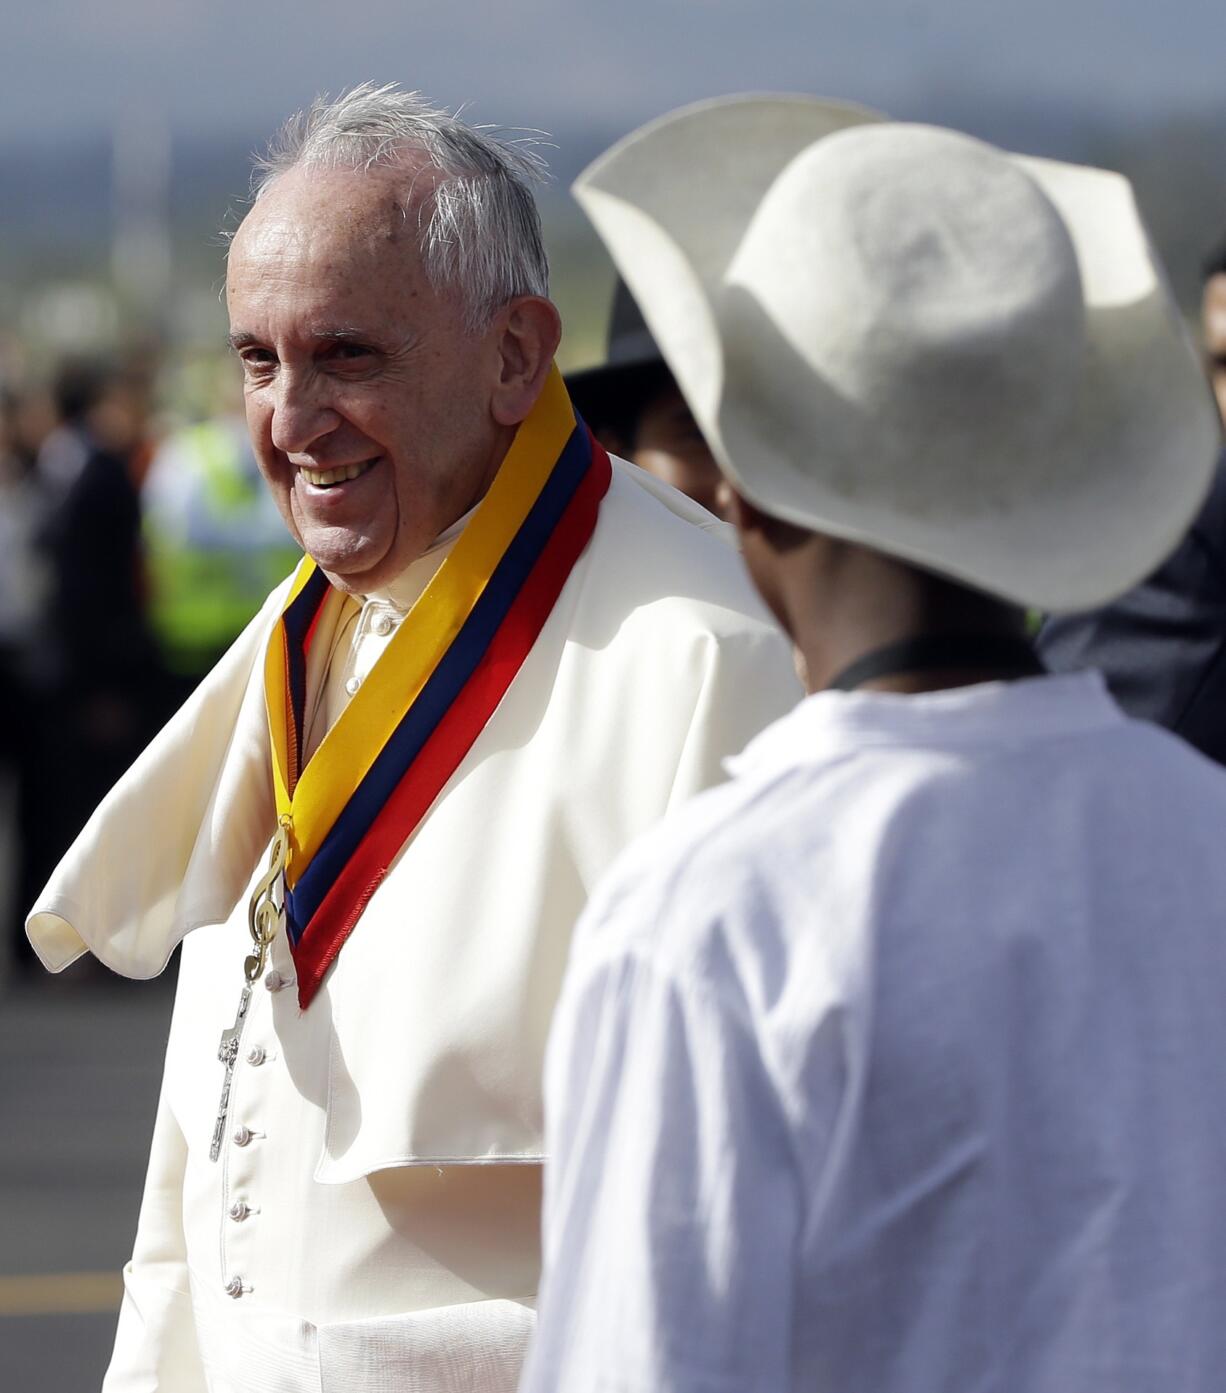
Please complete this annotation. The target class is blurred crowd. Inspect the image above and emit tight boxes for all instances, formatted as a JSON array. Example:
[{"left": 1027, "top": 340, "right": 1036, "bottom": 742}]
[{"left": 0, "top": 350, "right": 299, "bottom": 967}]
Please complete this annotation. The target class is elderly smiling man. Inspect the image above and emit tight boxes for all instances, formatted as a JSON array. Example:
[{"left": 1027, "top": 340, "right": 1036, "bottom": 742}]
[{"left": 25, "top": 85, "right": 798, "bottom": 1392}]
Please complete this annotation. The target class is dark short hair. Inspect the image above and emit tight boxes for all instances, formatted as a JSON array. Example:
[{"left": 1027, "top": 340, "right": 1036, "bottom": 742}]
[{"left": 570, "top": 361, "right": 677, "bottom": 451}]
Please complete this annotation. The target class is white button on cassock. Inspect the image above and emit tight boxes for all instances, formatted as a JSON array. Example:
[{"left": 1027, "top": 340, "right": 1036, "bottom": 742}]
[
  {"left": 246, "top": 1045, "right": 266, "bottom": 1067},
  {"left": 344, "top": 675, "right": 360, "bottom": 697},
  {"left": 224, "top": 1276, "right": 244, "bottom": 1299},
  {"left": 229, "top": 1200, "right": 251, "bottom": 1222},
  {"left": 373, "top": 613, "right": 393, "bottom": 637},
  {"left": 232, "top": 1126, "right": 253, "bottom": 1147}
]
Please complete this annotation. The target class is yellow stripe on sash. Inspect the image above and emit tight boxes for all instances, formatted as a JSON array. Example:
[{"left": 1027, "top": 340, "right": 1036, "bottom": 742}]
[{"left": 266, "top": 366, "right": 576, "bottom": 877}]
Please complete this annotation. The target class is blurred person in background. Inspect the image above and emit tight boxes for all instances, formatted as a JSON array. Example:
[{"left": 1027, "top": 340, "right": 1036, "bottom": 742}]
[
  {"left": 0, "top": 381, "right": 50, "bottom": 958},
  {"left": 142, "top": 360, "right": 301, "bottom": 699},
  {"left": 1038, "top": 233, "right": 1226, "bottom": 763},
  {"left": 567, "top": 278, "right": 726, "bottom": 518},
  {"left": 25, "top": 83, "right": 798, "bottom": 1392},
  {"left": 0, "top": 379, "right": 50, "bottom": 726},
  {"left": 19, "top": 356, "right": 165, "bottom": 938},
  {"left": 5, "top": 373, "right": 58, "bottom": 472},
  {"left": 526, "top": 96, "right": 1226, "bottom": 1393}
]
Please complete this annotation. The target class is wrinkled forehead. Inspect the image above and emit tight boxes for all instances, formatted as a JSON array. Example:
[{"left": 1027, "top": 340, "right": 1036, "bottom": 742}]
[{"left": 229, "top": 158, "right": 440, "bottom": 279}]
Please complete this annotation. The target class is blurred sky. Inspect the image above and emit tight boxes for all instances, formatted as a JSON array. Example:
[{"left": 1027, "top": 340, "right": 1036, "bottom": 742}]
[
  {"left": 3, "top": 0, "right": 1224, "bottom": 369},
  {"left": 4, "top": 0, "right": 1223, "bottom": 154}
]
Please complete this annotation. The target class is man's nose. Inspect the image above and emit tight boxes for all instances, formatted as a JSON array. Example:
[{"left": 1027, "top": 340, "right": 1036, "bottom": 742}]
[{"left": 269, "top": 369, "right": 340, "bottom": 456}]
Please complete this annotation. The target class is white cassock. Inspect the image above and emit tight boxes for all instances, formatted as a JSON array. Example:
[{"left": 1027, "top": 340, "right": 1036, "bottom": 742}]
[{"left": 26, "top": 459, "right": 801, "bottom": 1393}]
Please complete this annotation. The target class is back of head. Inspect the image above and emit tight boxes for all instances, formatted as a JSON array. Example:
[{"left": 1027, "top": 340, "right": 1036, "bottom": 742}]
[{"left": 249, "top": 82, "right": 550, "bottom": 331}]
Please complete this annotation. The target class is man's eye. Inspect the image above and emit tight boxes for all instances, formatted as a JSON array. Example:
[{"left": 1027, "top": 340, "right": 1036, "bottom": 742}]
[
  {"left": 331, "top": 343, "right": 374, "bottom": 362},
  {"left": 240, "top": 350, "right": 276, "bottom": 373}
]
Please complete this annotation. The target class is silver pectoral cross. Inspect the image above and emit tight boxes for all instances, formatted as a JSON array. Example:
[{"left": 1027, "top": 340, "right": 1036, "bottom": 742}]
[
  {"left": 209, "top": 822, "right": 290, "bottom": 1161},
  {"left": 209, "top": 984, "right": 252, "bottom": 1162}
]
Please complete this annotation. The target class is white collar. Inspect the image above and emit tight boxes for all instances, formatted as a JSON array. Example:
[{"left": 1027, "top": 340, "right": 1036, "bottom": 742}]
[
  {"left": 363, "top": 504, "right": 477, "bottom": 613},
  {"left": 726, "top": 670, "right": 1120, "bottom": 781}
]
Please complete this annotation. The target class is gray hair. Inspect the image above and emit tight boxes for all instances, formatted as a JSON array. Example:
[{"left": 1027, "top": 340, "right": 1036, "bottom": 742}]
[{"left": 251, "top": 82, "right": 551, "bottom": 330}]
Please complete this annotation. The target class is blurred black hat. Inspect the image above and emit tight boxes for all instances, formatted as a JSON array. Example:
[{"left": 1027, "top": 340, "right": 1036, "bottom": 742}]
[{"left": 566, "top": 278, "right": 674, "bottom": 439}]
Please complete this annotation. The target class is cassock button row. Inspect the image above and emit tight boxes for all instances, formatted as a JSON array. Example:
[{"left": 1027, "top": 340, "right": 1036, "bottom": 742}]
[
  {"left": 229, "top": 1200, "right": 251, "bottom": 1223},
  {"left": 232, "top": 1126, "right": 253, "bottom": 1147},
  {"left": 246, "top": 1045, "right": 266, "bottom": 1067}
]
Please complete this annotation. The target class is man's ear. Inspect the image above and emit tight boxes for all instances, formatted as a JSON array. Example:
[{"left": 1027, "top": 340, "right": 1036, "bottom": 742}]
[
  {"left": 724, "top": 487, "right": 771, "bottom": 537},
  {"left": 490, "top": 296, "right": 564, "bottom": 426},
  {"left": 727, "top": 487, "right": 812, "bottom": 554}
]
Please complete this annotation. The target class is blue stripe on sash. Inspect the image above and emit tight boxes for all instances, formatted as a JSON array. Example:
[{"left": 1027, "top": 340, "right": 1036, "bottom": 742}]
[
  {"left": 284, "top": 423, "right": 594, "bottom": 943},
  {"left": 281, "top": 566, "right": 331, "bottom": 774}
]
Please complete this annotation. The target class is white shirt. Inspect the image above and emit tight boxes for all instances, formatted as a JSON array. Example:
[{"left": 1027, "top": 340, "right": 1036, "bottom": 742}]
[
  {"left": 28, "top": 460, "right": 801, "bottom": 1393},
  {"left": 526, "top": 672, "right": 1226, "bottom": 1393},
  {"left": 308, "top": 506, "right": 472, "bottom": 758}
]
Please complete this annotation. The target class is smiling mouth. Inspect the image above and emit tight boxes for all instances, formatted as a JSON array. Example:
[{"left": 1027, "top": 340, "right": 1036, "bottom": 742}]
[{"left": 298, "top": 458, "right": 378, "bottom": 489}]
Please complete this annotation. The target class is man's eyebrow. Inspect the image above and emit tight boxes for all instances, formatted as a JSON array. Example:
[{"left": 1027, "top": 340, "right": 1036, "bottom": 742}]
[
  {"left": 226, "top": 327, "right": 375, "bottom": 351},
  {"left": 316, "top": 327, "right": 371, "bottom": 343}
]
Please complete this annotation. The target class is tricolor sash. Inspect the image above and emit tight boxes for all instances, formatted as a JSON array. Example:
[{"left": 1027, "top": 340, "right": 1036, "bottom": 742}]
[{"left": 263, "top": 368, "right": 612, "bottom": 1007}]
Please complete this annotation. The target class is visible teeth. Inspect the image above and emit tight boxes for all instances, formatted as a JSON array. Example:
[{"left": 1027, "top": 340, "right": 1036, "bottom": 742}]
[{"left": 299, "top": 459, "right": 376, "bottom": 488}]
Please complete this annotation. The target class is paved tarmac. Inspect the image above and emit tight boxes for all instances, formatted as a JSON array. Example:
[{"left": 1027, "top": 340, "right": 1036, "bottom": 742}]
[{"left": 0, "top": 964, "right": 175, "bottom": 1391}]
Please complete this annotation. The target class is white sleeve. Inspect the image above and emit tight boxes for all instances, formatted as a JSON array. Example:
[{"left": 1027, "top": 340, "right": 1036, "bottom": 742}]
[
  {"left": 523, "top": 946, "right": 802, "bottom": 1393},
  {"left": 102, "top": 1077, "right": 206, "bottom": 1392},
  {"left": 26, "top": 579, "right": 287, "bottom": 980}
]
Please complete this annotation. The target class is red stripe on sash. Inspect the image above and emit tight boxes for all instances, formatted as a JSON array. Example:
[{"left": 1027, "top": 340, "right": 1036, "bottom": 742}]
[
  {"left": 282, "top": 637, "right": 301, "bottom": 795},
  {"left": 301, "top": 596, "right": 326, "bottom": 659},
  {"left": 292, "top": 439, "right": 612, "bottom": 1006}
]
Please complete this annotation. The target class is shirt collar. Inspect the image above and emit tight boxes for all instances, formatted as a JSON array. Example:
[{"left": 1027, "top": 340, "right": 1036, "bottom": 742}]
[
  {"left": 362, "top": 504, "right": 477, "bottom": 614},
  {"left": 726, "top": 670, "right": 1121, "bottom": 781}
]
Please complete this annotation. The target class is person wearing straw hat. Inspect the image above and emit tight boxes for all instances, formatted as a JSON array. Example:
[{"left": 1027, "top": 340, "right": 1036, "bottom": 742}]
[{"left": 523, "top": 95, "right": 1226, "bottom": 1393}]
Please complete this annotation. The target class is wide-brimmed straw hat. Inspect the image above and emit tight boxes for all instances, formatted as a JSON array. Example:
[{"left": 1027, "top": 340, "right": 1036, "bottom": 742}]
[{"left": 573, "top": 94, "right": 1221, "bottom": 611}]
